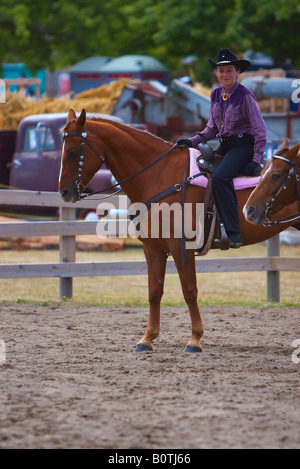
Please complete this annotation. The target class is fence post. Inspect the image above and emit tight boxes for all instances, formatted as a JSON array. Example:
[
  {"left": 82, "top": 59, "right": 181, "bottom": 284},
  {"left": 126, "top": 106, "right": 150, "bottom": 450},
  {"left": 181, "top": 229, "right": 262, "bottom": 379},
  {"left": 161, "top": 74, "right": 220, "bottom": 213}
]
[
  {"left": 267, "top": 234, "right": 280, "bottom": 302},
  {"left": 59, "top": 206, "right": 76, "bottom": 299}
]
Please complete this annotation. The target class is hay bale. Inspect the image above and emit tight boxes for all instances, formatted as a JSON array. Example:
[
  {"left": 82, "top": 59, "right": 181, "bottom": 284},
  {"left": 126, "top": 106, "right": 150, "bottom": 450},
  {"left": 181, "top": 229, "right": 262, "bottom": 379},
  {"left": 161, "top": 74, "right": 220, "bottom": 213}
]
[
  {"left": 193, "top": 82, "right": 211, "bottom": 97},
  {"left": 75, "top": 78, "right": 129, "bottom": 100},
  {"left": 0, "top": 79, "right": 129, "bottom": 130}
]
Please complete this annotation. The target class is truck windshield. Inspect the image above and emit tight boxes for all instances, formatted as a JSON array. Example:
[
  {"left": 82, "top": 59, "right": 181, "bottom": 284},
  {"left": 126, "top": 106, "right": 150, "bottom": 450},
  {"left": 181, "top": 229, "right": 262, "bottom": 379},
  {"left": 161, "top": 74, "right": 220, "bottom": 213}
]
[{"left": 23, "top": 124, "right": 56, "bottom": 152}]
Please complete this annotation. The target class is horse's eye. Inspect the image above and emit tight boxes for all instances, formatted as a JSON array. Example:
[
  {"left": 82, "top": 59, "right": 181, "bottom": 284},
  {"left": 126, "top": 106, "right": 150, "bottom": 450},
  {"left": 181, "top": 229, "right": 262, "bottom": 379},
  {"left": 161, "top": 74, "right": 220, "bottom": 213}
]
[
  {"left": 69, "top": 148, "right": 79, "bottom": 157},
  {"left": 272, "top": 173, "right": 282, "bottom": 180}
]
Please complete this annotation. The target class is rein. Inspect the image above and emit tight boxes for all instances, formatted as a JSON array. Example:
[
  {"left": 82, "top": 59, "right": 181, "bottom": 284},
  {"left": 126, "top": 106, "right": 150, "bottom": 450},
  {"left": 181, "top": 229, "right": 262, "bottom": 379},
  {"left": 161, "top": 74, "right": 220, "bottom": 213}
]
[
  {"left": 62, "top": 128, "right": 178, "bottom": 199},
  {"left": 264, "top": 154, "right": 300, "bottom": 226}
]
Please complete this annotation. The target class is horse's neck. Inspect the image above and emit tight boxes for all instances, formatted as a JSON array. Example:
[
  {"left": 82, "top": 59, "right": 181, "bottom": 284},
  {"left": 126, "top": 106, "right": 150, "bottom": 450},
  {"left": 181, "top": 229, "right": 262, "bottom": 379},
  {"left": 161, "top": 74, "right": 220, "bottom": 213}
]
[
  {"left": 96, "top": 122, "right": 181, "bottom": 202},
  {"left": 296, "top": 151, "right": 300, "bottom": 174}
]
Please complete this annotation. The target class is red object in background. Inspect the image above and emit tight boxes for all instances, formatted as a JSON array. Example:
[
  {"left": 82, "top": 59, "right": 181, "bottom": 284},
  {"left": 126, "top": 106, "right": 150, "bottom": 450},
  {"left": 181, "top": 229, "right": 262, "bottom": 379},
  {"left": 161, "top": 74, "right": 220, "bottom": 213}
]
[{"left": 58, "top": 73, "right": 70, "bottom": 96}]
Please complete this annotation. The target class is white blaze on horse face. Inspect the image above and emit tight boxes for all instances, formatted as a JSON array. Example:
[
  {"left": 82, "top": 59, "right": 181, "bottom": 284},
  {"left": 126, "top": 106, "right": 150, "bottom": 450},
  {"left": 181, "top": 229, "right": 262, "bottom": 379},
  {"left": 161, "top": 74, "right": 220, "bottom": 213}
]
[
  {"left": 261, "top": 161, "right": 273, "bottom": 180},
  {"left": 59, "top": 141, "right": 65, "bottom": 183}
]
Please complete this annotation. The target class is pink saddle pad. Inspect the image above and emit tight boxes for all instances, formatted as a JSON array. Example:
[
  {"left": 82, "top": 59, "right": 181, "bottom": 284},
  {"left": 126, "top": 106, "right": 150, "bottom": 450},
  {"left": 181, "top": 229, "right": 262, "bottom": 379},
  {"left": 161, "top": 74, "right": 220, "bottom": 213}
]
[{"left": 189, "top": 148, "right": 260, "bottom": 190}]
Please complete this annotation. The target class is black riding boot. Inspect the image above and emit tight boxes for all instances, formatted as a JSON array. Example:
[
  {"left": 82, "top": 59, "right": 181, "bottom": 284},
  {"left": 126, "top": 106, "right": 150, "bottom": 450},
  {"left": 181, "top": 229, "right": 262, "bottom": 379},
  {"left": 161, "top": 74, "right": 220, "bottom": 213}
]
[{"left": 211, "top": 144, "right": 253, "bottom": 249}]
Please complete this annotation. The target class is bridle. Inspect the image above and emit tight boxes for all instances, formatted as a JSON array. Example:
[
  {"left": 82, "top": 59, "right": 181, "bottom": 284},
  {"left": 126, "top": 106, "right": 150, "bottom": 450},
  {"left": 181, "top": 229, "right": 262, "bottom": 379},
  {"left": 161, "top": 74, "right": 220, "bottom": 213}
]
[
  {"left": 62, "top": 128, "right": 179, "bottom": 199},
  {"left": 62, "top": 129, "right": 106, "bottom": 197},
  {"left": 264, "top": 154, "right": 300, "bottom": 226}
]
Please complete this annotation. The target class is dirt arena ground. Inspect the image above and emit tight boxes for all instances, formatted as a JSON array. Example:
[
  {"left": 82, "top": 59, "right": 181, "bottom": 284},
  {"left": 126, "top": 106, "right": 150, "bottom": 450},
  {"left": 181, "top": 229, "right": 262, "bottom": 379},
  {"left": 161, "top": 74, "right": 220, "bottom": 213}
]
[{"left": 0, "top": 303, "right": 299, "bottom": 449}]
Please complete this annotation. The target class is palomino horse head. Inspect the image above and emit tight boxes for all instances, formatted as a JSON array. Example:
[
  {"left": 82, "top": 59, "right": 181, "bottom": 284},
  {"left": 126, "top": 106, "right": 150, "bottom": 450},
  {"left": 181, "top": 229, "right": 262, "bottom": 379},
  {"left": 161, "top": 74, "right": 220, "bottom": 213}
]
[
  {"left": 243, "top": 138, "right": 300, "bottom": 225},
  {"left": 59, "top": 109, "right": 105, "bottom": 202}
]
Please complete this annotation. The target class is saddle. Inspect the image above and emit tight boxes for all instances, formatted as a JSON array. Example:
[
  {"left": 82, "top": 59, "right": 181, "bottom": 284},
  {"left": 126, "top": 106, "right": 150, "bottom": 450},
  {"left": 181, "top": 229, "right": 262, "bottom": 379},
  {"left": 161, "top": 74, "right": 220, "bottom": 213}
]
[
  {"left": 195, "top": 142, "right": 223, "bottom": 174},
  {"left": 194, "top": 144, "right": 230, "bottom": 254}
]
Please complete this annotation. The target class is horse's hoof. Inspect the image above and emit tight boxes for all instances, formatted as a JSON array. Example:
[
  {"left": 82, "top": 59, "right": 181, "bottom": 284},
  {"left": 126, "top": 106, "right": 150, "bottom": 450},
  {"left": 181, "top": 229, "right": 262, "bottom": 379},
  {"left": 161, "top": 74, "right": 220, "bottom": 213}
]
[
  {"left": 184, "top": 345, "right": 202, "bottom": 353},
  {"left": 135, "top": 344, "right": 153, "bottom": 352}
]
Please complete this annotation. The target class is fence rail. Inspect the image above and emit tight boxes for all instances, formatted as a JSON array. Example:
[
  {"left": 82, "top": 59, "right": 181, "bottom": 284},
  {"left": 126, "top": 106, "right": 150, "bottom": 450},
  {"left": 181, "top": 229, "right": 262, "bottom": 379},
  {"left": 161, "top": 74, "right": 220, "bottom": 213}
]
[
  {"left": 1, "top": 190, "right": 299, "bottom": 302},
  {"left": 1, "top": 257, "right": 298, "bottom": 278}
]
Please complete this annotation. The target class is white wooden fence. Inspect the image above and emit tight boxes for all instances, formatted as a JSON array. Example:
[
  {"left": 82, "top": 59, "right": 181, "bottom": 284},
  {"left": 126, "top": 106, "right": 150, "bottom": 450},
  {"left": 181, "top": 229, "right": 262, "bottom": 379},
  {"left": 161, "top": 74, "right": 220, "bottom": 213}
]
[{"left": 0, "top": 190, "right": 299, "bottom": 302}]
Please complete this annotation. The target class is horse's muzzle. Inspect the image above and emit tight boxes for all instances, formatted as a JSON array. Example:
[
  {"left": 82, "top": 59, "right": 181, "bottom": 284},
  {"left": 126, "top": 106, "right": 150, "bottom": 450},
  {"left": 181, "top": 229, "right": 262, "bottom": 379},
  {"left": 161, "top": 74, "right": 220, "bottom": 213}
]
[
  {"left": 60, "top": 187, "right": 81, "bottom": 203},
  {"left": 243, "top": 204, "right": 265, "bottom": 225}
]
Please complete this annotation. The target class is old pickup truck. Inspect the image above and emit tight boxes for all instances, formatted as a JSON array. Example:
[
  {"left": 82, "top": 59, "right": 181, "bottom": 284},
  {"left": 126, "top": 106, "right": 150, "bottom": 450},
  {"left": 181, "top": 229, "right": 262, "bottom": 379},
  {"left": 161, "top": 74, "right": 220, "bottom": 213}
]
[{"left": 0, "top": 112, "right": 124, "bottom": 216}]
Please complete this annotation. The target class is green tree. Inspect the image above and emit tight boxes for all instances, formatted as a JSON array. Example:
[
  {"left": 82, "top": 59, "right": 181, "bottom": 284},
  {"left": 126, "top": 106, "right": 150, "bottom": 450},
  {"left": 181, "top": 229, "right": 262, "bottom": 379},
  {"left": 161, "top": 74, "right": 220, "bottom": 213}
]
[
  {"left": 0, "top": 0, "right": 299, "bottom": 80},
  {"left": 152, "top": 0, "right": 300, "bottom": 81}
]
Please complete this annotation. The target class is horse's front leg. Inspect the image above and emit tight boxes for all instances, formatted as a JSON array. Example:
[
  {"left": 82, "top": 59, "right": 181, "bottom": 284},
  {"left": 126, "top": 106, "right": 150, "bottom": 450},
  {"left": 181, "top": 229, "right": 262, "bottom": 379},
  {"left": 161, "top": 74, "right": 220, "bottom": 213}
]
[
  {"left": 135, "top": 242, "right": 167, "bottom": 352},
  {"left": 172, "top": 247, "right": 204, "bottom": 353}
]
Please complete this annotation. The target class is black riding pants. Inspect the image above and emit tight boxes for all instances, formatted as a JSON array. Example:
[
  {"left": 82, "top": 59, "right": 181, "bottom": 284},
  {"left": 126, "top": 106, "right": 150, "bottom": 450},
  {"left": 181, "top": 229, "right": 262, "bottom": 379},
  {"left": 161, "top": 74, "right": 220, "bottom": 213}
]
[{"left": 212, "top": 143, "right": 254, "bottom": 234}]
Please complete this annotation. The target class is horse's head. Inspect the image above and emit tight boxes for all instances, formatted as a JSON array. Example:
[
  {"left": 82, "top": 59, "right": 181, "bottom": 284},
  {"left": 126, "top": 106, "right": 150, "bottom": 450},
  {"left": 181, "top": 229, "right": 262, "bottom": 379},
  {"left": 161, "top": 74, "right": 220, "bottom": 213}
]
[
  {"left": 59, "top": 109, "right": 105, "bottom": 202},
  {"left": 243, "top": 138, "right": 300, "bottom": 225}
]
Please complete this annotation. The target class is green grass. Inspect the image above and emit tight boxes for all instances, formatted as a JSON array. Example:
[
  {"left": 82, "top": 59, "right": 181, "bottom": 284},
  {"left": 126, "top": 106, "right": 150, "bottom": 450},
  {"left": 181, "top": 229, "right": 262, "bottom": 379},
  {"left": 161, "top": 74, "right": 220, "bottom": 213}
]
[{"left": 1, "top": 240, "right": 299, "bottom": 307}]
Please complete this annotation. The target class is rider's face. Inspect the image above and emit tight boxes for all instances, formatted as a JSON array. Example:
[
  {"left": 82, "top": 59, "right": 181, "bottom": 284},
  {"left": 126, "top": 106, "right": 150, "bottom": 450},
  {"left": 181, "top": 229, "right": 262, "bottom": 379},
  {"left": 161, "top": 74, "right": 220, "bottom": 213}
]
[{"left": 215, "top": 65, "right": 240, "bottom": 90}]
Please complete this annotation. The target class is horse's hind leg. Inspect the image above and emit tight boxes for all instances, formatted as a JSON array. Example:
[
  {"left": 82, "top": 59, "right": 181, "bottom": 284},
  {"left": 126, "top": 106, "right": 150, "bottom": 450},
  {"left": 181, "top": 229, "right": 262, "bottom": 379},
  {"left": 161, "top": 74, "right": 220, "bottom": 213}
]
[
  {"left": 135, "top": 243, "right": 167, "bottom": 352},
  {"left": 173, "top": 248, "right": 204, "bottom": 352}
]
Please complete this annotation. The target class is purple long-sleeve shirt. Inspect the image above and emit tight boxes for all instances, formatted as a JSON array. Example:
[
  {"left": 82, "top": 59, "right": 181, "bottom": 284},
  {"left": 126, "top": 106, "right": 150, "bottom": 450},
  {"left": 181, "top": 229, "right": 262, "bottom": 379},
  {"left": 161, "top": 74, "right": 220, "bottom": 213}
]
[{"left": 190, "top": 81, "right": 267, "bottom": 163}]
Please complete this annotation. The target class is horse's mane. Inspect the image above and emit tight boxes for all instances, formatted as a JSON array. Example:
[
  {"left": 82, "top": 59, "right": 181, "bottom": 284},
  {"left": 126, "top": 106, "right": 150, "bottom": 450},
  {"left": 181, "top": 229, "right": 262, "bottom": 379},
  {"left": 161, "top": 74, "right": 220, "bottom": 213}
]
[
  {"left": 63, "top": 116, "right": 172, "bottom": 147},
  {"left": 91, "top": 117, "right": 172, "bottom": 146}
]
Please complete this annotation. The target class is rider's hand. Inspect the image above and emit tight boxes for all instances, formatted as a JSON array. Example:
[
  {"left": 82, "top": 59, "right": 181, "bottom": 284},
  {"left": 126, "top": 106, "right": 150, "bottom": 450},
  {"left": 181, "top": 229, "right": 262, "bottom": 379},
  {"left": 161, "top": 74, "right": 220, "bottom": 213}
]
[
  {"left": 176, "top": 138, "right": 192, "bottom": 147},
  {"left": 242, "top": 161, "right": 263, "bottom": 177}
]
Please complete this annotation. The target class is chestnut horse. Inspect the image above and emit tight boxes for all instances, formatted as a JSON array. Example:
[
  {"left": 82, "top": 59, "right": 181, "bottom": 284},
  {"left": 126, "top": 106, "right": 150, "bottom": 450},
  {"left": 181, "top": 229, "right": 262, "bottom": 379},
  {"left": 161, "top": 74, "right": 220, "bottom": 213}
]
[
  {"left": 244, "top": 138, "right": 300, "bottom": 227},
  {"left": 59, "top": 110, "right": 300, "bottom": 352}
]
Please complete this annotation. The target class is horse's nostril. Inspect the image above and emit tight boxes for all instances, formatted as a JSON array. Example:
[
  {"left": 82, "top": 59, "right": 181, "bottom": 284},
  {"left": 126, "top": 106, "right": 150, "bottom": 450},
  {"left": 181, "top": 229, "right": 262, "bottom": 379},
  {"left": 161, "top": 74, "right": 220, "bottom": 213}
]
[
  {"left": 60, "top": 189, "right": 70, "bottom": 200},
  {"left": 246, "top": 206, "right": 256, "bottom": 218}
]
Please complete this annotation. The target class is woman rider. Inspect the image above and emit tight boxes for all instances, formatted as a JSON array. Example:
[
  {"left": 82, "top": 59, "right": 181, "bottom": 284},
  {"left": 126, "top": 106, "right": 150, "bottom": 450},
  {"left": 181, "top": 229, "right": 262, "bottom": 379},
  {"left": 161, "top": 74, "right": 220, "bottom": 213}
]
[{"left": 177, "top": 48, "right": 267, "bottom": 249}]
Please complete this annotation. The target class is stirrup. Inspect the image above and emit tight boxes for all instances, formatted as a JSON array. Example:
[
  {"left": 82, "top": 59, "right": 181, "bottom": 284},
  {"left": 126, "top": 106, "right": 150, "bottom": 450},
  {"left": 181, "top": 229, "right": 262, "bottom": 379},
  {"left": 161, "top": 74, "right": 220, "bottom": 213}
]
[{"left": 213, "top": 222, "right": 230, "bottom": 250}]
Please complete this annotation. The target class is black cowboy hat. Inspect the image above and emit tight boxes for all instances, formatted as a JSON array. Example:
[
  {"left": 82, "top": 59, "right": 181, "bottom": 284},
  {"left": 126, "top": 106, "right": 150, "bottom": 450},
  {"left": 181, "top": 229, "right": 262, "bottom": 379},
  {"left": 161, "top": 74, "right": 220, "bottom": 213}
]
[{"left": 208, "top": 48, "right": 250, "bottom": 73}]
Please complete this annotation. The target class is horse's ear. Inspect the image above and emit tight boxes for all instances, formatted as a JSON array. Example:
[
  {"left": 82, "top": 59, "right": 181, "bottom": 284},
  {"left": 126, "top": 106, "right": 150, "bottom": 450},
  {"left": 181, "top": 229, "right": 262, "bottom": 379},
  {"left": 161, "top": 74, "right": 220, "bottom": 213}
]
[
  {"left": 275, "top": 137, "right": 289, "bottom": 155},
  {"left": 67, "top": 109, "right": 76, "bottom": 121},
  {"left": 77, "top": 109, "right": 86, "bottom": 127}
]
